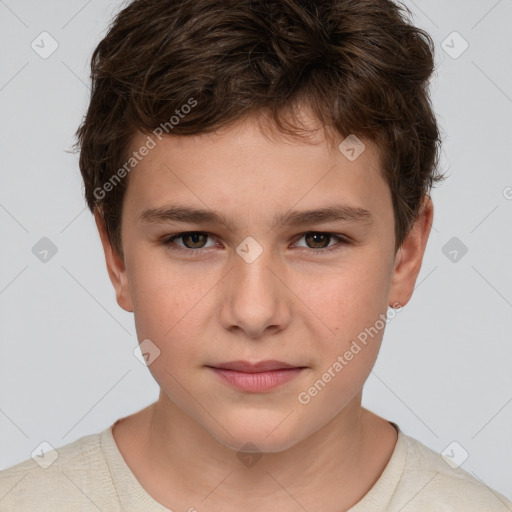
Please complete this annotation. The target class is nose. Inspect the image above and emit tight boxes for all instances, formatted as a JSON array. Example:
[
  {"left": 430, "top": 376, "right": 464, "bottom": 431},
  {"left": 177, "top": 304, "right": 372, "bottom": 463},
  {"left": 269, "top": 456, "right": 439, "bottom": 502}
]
[{"left": 219, "top": 243, "right": 291, "bottom": 339}]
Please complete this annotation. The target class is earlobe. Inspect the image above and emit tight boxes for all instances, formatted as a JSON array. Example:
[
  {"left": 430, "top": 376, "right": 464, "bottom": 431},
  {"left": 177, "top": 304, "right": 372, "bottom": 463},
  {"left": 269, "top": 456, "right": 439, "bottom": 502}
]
[
  {"left": 93, "top": 208, "right": 134, "bottom": 313},
  {"left": 388, "top": 196, "right": 434, "bottom": 308}
]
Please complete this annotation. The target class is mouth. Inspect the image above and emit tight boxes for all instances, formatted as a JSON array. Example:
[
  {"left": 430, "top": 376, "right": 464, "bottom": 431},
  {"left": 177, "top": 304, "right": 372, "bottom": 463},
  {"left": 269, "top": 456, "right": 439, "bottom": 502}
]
[
  {"left": 205, "top": 360, "right": 307, "bottom": 392},
  {"left": 208, "top": 360, "right": 305, "bottom": 373}
]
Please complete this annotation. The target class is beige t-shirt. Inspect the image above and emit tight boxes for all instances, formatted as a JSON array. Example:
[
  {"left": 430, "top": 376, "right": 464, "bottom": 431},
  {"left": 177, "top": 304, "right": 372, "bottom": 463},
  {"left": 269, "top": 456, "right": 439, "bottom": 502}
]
[{"left": 1, "top": 420, "right": 511, "bottom": 511}]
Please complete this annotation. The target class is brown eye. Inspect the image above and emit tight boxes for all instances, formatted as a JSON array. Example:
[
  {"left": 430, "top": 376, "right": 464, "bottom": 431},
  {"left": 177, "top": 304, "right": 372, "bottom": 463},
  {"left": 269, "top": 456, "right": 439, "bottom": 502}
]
[
  {"left": 304, "top": 232, "right": 332, "bottom": 249},
  {"left": 181, "top": 232, "right": 209, "bottom": 248},
  {"left": 293, "top": 232, "right": 350, "bottom": 255},
  {"left": 165, "top": 232, "right": 214, "bottom": 250}
]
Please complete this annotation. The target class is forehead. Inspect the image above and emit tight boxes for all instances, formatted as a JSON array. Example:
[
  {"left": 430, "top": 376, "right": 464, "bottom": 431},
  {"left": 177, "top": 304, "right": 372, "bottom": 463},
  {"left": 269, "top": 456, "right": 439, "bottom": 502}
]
[{"left": 122, "top": 116, "right": 391, "bottom": 229}]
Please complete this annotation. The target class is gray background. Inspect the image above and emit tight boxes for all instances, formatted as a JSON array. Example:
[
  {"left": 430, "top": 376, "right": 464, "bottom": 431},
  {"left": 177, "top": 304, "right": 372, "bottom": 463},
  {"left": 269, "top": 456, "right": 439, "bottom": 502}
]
[{"left": 1, "top": 0, "right": 511, "bottom": 504}]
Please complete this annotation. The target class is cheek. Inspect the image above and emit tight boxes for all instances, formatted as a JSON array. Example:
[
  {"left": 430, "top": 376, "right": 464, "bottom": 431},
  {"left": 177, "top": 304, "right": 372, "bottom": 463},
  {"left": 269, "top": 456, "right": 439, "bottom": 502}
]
[
  {"left": 126, "top": 252, "right": 204, "bottom": 346},
  {"left": 299, "top": 269, "right": 389, "bottom": 408},
  {"left": 302, "top": 255, "right": 392, "bottom": 387},
  {"left": 127, "top": 242, "right": 203, "bottom": 313},
  {"left": 309, "top": 257, "right": 392, "bottom": 332}
]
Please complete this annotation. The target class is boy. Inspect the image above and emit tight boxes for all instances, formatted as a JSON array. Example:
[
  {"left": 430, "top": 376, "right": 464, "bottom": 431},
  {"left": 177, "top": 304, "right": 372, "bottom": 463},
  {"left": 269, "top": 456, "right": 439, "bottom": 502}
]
[{"left": 1, "top": 0, "right": 511, "bottom": 510}]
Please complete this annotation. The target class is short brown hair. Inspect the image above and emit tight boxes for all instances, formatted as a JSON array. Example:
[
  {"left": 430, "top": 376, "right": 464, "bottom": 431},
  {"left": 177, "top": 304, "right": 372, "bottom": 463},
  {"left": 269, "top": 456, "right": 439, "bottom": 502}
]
[{"left": 75, "top": 0, "right": 444, "bottom": 256}]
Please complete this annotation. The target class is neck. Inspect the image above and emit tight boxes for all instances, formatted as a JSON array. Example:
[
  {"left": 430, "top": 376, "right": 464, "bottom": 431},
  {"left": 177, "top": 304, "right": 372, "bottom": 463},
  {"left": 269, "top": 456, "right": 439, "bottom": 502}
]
[{"left": 115, "top": 393, "right": 397, "bottom": 511}]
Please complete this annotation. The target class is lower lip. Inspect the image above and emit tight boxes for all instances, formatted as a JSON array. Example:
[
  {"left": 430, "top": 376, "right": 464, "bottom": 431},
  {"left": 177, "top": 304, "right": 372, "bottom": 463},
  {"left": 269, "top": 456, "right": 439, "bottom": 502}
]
[{"left": 209, "top": 367, "right": 304, "bottom": 392}]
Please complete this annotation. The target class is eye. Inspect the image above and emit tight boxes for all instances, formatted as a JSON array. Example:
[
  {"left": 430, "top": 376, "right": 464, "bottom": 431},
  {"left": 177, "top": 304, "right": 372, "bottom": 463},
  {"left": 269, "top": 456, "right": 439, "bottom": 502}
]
[
  {"left": 161, "top": 231, "right": 350, "bottom": 257},
  {"left": 293, "top": 232, "right": 349, "bottom": 254},
  {"left": 163, "top": 231, "right": 217, "bottom": 252}
]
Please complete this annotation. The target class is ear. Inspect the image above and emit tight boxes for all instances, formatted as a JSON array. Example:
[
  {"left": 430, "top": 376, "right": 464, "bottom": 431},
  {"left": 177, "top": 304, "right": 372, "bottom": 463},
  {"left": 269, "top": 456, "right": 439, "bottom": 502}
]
[
  {"left": 389, "top": 195, "right": 434, "bottom": 308},
  {"left": 94, "top": 208, "right": 134, "bottom": 313}
]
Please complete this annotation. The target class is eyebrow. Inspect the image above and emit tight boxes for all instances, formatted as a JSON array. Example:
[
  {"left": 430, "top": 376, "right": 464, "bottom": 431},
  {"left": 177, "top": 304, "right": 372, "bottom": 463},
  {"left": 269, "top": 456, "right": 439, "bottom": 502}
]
[{"left": 139, "top": 204, "right": 373, "bottom": 229}]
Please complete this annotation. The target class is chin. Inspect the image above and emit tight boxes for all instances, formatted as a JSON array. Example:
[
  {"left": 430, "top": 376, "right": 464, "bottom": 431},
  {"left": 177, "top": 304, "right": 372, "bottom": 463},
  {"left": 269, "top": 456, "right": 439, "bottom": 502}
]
[{"left": 206, "top": 412, "right": 311, "bottom": 454}]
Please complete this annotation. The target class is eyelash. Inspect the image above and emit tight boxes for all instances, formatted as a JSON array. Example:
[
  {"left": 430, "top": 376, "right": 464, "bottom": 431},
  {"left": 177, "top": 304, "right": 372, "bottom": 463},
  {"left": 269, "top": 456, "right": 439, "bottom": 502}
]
[{"left": 161, "top": 231, "right": 350, "bottom": 257}]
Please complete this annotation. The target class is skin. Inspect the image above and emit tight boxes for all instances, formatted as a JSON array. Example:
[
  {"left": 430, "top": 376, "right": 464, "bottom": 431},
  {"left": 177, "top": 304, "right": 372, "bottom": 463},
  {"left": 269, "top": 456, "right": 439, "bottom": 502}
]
[{"left": 95, "top": 111, "right": 433, "bottom": 511}]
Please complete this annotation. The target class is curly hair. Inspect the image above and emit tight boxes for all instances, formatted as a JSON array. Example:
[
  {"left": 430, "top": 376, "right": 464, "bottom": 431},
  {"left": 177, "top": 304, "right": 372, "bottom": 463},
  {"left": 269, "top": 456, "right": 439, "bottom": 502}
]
[{"left": 75, "top": 0, "right": 444, "bottom": 256}]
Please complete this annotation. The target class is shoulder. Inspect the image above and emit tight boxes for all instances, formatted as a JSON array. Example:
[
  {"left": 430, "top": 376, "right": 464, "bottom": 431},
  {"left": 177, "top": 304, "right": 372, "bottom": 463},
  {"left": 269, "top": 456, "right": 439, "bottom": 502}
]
[
  {"left": 395, "top": 432, "right": 512, "bottom": 511},
  {"left": 0, "top": 427, "right": 120, "bottom": 512}
]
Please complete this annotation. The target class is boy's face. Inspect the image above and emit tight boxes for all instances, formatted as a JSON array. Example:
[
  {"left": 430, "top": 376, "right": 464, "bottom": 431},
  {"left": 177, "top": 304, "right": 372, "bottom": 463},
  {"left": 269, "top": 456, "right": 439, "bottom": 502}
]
[{"left": 97, "top": 113, "right": 431, "bottom": 452}]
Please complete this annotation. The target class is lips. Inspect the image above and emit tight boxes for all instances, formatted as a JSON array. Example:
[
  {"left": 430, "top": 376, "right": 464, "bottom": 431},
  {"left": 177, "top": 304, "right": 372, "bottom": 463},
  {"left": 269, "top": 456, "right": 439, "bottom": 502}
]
[
  {"left": 206, "top": 360, "right": 306, "bottom": 392},
  {"left": 208, "top": 360, "right": 303, "bottom": 373}
]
